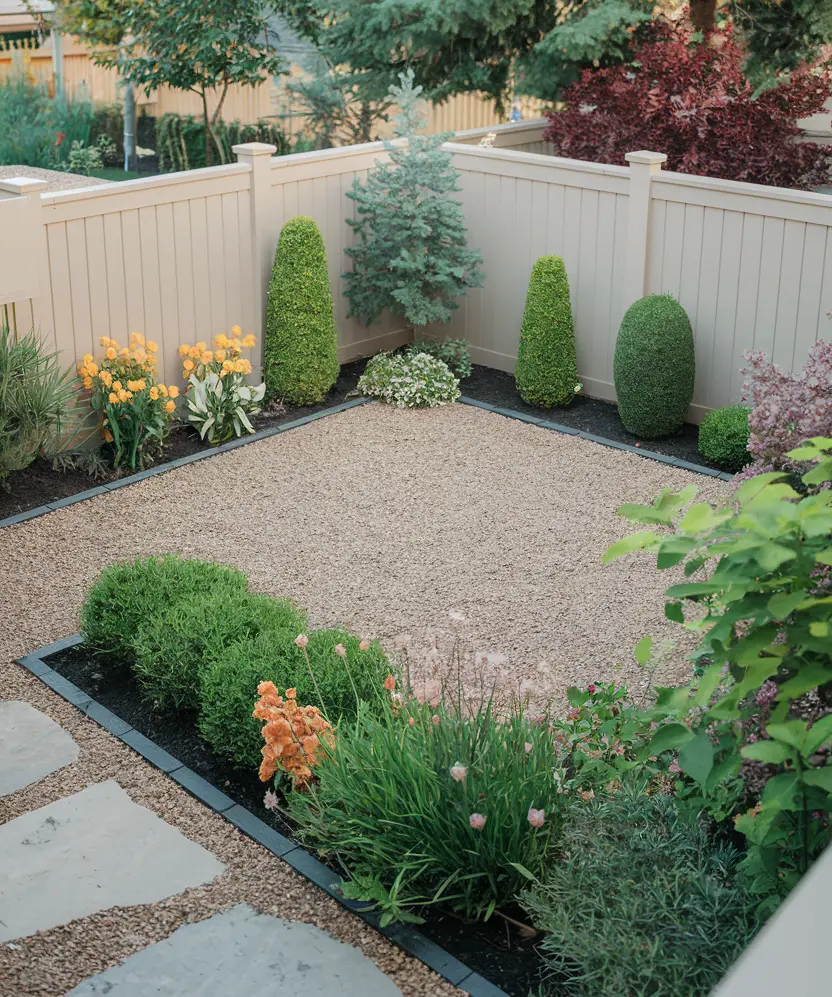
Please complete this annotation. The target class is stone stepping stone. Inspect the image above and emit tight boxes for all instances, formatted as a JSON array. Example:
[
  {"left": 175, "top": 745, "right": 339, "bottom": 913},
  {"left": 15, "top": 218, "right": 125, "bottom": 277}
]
[
  {"left": 0, "top": 701, "right": 80, "bottom": 796},
  {"left": 0, "top": 780, "right": 224, "bottom": 942},
  {"left": 66, "top": 903, "right": 403, "bottom": 995}
]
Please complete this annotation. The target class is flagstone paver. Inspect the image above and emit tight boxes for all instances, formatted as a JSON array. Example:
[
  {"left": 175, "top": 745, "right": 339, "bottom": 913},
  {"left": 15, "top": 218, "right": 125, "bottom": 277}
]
[
  {"left": 0, "top": 700, "right": 80, "bottom": 796},
  {"left": 66, "top": 903, "right": 404, "bottom": 995},
  {"left": 0, "top": 779, "right": 224, "bottom": 942}
]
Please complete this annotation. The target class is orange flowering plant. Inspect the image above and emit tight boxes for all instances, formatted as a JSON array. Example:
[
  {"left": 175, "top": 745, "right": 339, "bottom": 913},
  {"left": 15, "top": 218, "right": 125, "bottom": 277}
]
[
  {"left": 178, "top": 326, "right": 265, "bottom": 444},
  {"left": 254, "top": 681, "right": 333, "bottom": 790},
  {"left": 78, "top": 333, "right": 178, "bottom": 469}
]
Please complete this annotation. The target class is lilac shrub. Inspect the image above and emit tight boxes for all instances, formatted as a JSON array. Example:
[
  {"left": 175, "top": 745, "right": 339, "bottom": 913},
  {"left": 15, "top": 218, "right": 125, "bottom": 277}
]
[{"left": 738, "top": 340, "right": 832, "bottom": 481}]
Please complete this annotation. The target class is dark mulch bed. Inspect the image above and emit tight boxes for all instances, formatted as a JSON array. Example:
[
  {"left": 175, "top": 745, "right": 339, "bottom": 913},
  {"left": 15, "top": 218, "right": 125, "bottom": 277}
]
[
  {"left": 463, "top": 365, "right": 717, "bottom": 470},
  {"left": 47, "top": 641, "right": 552, "bottom": 997},
  {"left": 0, "top": 361, "right": 365, "bottom": 521}
]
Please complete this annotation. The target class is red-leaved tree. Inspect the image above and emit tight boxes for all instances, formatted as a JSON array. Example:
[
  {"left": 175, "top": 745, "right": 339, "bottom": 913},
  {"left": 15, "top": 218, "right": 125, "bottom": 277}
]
[{"left": 544, "top": 22, "right": 832, "bottom": 190}]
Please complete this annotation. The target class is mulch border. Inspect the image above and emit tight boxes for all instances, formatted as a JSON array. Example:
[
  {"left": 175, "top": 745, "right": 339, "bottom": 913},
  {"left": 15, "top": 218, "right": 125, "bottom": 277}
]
[
  {"left": 16, "top": 634, "right": 509, "bottom": 997},
  {"left": 0, "top": 393, "right": 733, "bottom": 532}
]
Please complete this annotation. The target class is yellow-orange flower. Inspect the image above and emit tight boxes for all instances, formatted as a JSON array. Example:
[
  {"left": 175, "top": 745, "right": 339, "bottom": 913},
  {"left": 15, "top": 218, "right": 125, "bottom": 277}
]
[
  {"left": 149, "top": 386, "right": 159, "bottom": 400},
  {"left": 103, "top": 429, "right": 114, "bottom": 443},
  {"left": 159, "top": 384, "right": 168, "bottom": 397},
  {"left": 178, "top": 343, "right": 191, "bottom": 356},
  {"left": 83, "top": 353, "right": 94, "bottom": 365},
  {"left": 130, "top": 332, "right": 145, "bottom": 347},
  {"left": 188, "top": 346, "right": 201, "bottom": 359},
  {"left": 87, "top": 362, "right": 99, "bottom": 376},
  {"left": 118, "top": 389, "right": 129, "bottom": 402},
  {"left": 99, "top": 370, "right": 112, "bottom": 387},
  {"left": 168, "top": 385, "right": 179, "bottom": 399},
  {"left": 213, "top": 334, "right": 228, "bottom": 349},
  {"left": 135, "top": 378, "right": 146, "bottom": 391},
  {"left": 83, "top": 376, "right": 93, "bottom": 390},
  {"left": 201, "top": 350, "right": 214, "bottom": 364},
  {"left": 195, "top": 341, "right": 207, "bottom": 352},
  {"left": 112, "top": 380, "right": 122, "bottom": 391},
  {"left": 241, "top": 334, "right": 256, "bottom": 348},
  {"left": 253, "top": 682, "right": 332, "bottom": 789},
  {"left": 99, "top": 336, "right": 113, "bottom": 348},
  {"left": 120, "top": 347, "right": 129, "bottom": 356},
  {"left": 108, "top": 391, "right": 119, "bottom": 404},
  {"left": 183, "top": 358, "right": 195, "bottom": 372},
  {"left": 146, "top": 340, "right": 158, "bottom": 353},
  {"left": 106, "top": 347, "right": 117, "bottom": 360},
  {"left": 214, "top": 349, "right": 226, "bottom": 362},
  {"left": 231, "top": 325, "right": 242, "bottom": 335},
  {"left": 164, "top": 399, "right": 176, "bottom": 413}
]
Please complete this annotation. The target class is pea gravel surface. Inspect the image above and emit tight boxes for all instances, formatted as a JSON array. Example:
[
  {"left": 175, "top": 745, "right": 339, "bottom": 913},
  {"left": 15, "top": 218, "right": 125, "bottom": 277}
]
[{"left": 0, "top": 402, "right": 728, "bottom": 995}]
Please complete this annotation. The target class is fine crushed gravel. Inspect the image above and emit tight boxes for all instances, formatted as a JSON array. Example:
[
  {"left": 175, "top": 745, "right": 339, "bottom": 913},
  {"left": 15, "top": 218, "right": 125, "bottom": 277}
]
[
  {"left": 0, "top": 402, "right": 728, "bottom": 995},
  {"left": 0, "top": 166, "right": 110, "bottom": 193}
]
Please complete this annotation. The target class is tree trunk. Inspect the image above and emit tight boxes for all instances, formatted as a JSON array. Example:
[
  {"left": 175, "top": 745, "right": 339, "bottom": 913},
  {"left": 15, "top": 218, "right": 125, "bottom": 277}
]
[
  {"left": 200, "top": 89, "right": 213, "bottom": 167},
  {"left": 208, "top": 80, "right": 230, "bottom": 165},
  {"left": 689, "top": 0, "right": 717, "bottom": 35}
]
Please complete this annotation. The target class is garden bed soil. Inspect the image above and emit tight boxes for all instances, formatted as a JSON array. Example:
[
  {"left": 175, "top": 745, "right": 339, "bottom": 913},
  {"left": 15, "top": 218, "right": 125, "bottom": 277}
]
[
  {"left": 0, "top": 361, "right": 365, "bottom": 521},
  {"left": 462, "top": 365, "right": 716, "bottom": 469},
  {"left": 48, "top": 641, "right": 552, "bottom": 997}
]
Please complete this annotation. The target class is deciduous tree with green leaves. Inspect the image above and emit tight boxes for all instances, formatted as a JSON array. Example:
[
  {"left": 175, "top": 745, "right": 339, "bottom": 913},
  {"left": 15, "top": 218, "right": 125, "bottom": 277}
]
[
  {"left": 58, "top": 0, "right": 288, "bottom": 166},
  {"left": 344, "top": 70, "right": 483, "bottom": 334}
]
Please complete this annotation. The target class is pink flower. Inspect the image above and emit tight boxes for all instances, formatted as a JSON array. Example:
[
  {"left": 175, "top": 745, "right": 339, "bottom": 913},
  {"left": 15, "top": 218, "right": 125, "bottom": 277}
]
[
  {"left": 359, "top": 638, "right": 371, "bottom": 651},
  {"left": 588, "top": 683, "right": 598, "bottom": 694},
  {"left": 334, "top": 643, "right": 347, "bottom": 658},
  {"left": 408, "top": 717, "right": 415, "bottom": 726},
  {"left": 527, "top": 807, "right": 545, "bottom": 828},
  {"left": 383, "top": 674, "right": 396, "bottom": 692},
  {"left": 524, "top": 742, "right": 533, "bottom": 754},
  {"left": 469, "top": 813, "right": 487, "bottom": 831},
  {"left": 450, "top": 763, "right": 468, "bottom": 782},
  {"left": 263, "top": 789, "right": 279, "bottom": 811},
  {"left": 431, "top": 714, "right": 440, "bottom": 726},
  {"left": 294, "top": 634, "right": 309, "bottom": 649},
  {"left": 668, "top": 760, "right": 682, "bottom": 774}
]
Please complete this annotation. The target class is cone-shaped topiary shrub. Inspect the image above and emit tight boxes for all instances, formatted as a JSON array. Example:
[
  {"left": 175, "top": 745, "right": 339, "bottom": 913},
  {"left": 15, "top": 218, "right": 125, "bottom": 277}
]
[
  {"left": 515, "top": 256, "right": 580, "bottom": 407},
  {"left": 698, "top": 404, "right": 751, "bottom": 472},
  {"left": 265, "top": 215, "right": 340, "bottom": 405},
  {"left": 613, "top": 294, "right": 695, "bottom": 438}
]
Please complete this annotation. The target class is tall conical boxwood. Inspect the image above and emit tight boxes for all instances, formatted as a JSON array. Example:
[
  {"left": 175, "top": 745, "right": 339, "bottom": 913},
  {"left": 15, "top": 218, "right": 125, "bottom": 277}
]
[
  {"left": 515, "top": 256, "right": 580, "bottom": 407},
  {"left": 265, "top": 216, "right": 339, "bottom": 405},
  {"left": 613, "top": 294, "right": 695, "bottom": 438}
]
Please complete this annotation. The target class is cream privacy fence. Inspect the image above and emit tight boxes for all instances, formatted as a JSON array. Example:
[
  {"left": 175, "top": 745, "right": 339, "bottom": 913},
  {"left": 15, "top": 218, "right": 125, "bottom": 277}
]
[{"left": 1, "top": 119, "right": 831, "bottom": 420}]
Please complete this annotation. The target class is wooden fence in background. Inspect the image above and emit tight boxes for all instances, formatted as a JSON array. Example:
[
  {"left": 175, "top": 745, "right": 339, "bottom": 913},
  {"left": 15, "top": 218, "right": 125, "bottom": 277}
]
[{"left": 2, "top": 120, "right": 831, "bottom": 421}]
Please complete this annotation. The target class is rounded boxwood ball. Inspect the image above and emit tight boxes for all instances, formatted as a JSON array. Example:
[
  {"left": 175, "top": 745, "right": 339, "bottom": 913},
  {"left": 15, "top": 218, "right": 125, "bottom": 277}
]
[
  {"left": 613, "top": 294, "right": 695, "bottom": 438},
  {"left": 698, "top": 404, "right": 751, "bottom": 472}
]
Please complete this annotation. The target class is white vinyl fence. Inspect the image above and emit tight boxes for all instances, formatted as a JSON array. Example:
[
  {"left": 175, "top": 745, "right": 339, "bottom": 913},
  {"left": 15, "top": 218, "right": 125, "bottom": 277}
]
[{"left": 2, "top": 120, "right": 831, "bottom": 420}]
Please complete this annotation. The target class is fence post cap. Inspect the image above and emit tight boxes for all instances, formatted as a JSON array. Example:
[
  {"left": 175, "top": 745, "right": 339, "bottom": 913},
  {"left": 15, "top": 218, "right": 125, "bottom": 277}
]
[
  {"left": 625, "top": 151, "right": 667, "bottom": 166},
  {"left": 232, "top": 142, "right": 277, "bottom": 157},
  {"left": 0, "top": 177, "right": 49, "bottom": 195}
]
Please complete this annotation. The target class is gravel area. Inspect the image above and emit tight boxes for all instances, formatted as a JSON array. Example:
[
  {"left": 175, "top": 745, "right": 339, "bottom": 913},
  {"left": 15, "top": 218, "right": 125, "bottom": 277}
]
[
  {"left": 0, "top": 166, "right": 110, "bottom": 192},
  {"left": 0, "top": 402, "right": 728, "bottom": 994}
]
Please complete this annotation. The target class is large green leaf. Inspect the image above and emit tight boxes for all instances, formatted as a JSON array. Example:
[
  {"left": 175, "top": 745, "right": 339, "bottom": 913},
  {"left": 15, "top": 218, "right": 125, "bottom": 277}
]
[
  {"left": 741, "top": 740, "right": 794, "bottom": 764},
  {"left": 646, "top": 723, "right": 695, "bottom": 756},
  {"left": 678, "top": 730, "right": 714, "bottom": 787},
  {"left": 634, "top": 635, "right": 653, "bottom": 667},
  {"left": 805, "top": 715, "right": 832, "bottom": 756},
  {"left": 767, "top": 590, "right": 809, "bottom": 620},
  {"left": 603, "top": 531, "right": 658, "bottom": 564},
  {"left": 801, "top": 766, "right": 832, "bottom": 793},
  {"left": 761, "top": 772, "right": 799, "bottom": 809}
]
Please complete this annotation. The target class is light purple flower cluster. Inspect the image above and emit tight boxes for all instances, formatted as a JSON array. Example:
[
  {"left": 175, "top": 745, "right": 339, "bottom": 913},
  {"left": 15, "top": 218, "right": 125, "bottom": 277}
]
[{"left": 737, "top": 340, "right": 832, "bottom": 482}]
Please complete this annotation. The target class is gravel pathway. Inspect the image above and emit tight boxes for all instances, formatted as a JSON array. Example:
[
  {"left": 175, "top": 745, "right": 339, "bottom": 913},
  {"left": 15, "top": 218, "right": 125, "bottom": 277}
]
[{"left": 0, "top": 402, "right": 728, "bottom": 994}]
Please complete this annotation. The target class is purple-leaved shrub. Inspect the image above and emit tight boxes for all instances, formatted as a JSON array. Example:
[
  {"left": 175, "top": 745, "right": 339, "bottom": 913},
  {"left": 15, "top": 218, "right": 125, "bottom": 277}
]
[{"left": 738, "top": 340, "right": 832, "bottom": 481}]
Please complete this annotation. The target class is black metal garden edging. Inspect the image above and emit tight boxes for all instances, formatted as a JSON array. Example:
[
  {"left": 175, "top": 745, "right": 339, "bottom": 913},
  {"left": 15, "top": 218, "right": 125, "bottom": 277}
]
[
  {"left": 16, "top": 634, "right": 509, "bottom": 997},
  {"left": 458, "top": 396, "right": 735, "bottom": 481},
  {"left": 0, "top": 398, "right": 373, "bottom": 531}
]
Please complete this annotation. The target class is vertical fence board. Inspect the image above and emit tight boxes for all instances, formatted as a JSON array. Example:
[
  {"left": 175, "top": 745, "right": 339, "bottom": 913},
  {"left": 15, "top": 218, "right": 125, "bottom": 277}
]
[{"left": 120, "top": 208, "right": 145, "bottom": 338}]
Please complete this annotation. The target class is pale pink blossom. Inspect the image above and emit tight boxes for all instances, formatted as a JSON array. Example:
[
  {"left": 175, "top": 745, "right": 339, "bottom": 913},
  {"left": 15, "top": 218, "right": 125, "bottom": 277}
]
[
  {"left": 263, "top": 789, "right": 279, "bottom": 811},
  {"left": 294, "top": 634, "right": 309, "bottom": 649},
  {"left": 431, "top": 714, "right": 440, "bottom": 726},
  {"left": 527, "top": 807, "right": 545, "bottom": 828},
  {"left": 524, "top": 742, "right": 533, "bottom": 754},
  {"left": 450, "top": 763, "right": 468, "bottom": 782},
  {"left": 359, "top": 638, "right": 371, "bottom": 651},
  {"left": 668, "top": 760, "right": 682, "bottom": 774},
  {"left": 469, "top": 813, "right": 487, "bottom": 830},
  {"left": 408, "top": 717, "right": 416, "bottom": 726},
  {"left": 383, "top": 674, "right": 396, "bottom": 692},
  {"left": 334, "top": 643, "right": 347, "bottom": 658}
]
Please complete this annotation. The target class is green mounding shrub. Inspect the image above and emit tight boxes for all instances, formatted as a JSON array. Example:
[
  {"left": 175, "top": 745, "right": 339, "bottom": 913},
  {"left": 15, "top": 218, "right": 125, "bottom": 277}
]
[
  {"left": 288, "top": 692, "right": 566, "bottom": 925},
  {"left": 514, "top": 256, "right": 580, "bottom": 408},
  {"left": 80, "top": 556, "right": 248, "bottom": 662},
  {"left": 698, "top": 404, "right": 751, "bottom": 472},
  {"left": 131, "top": 590, "right": 306, "bottom": 712},
  {"left": 265, "top": 216, "right": 340, "bottom": 405},
  {"left": 405, "top": 337, "right": 472, "bottom": 378},
  {"left": 521, "top": 784, "right": 761, "bottom": 997},
  {"left": 613, "top": 294, "right": 695, "bottom": 437},
  {"left": 198, "top": 628, "right": 390, "bottom": 769}
]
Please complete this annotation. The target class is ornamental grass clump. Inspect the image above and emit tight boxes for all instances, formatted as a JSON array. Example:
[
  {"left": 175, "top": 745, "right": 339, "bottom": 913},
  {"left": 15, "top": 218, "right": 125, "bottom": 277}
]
[
  {"left": 79, "top": 333, "right": 178, "bottom": 469},
  {"left": 178, "top": 327, "right": 265, "bottom": 443},
  {"left": 357, "top": 351, "right": 460, "bottom": 408},
  {"left": 287, "top": 672, "right": 565, "bottom": 925}
]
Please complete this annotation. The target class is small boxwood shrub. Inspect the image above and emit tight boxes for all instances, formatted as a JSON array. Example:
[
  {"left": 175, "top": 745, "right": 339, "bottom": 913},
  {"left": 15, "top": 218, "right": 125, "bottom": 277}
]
[
  {"left": 80, "top": 556, "right": 248, "bottom": 662},
  {"left": 265, "top": 216, "right": 340, "bottom": 406},
  {"left": 514, "top": 256, "right": 580, "bottom": 408},
  {"left": 698, "top": 404, "right": 751, "bottom": 472},
  {"left": 198, "top": 628, "right": 390, "bottom": 769},
  {"left": 132, "top": 591, "right": 306, "bottom": 711},
  {"left": 522, "top": 784, "right": 761, "bottom": 997},
  {"left": 405, "top": 337, "right": 472, "bottom": 378},
  {"left": 613, "top": 294, "right": 695, "bottom": 438},
  {"left": 357, "top": 351, "right": 460, "bottom": 407}
]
